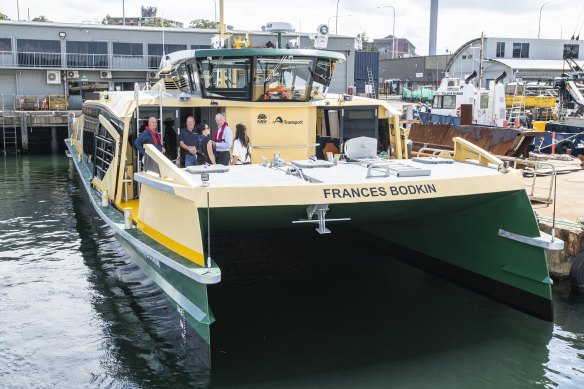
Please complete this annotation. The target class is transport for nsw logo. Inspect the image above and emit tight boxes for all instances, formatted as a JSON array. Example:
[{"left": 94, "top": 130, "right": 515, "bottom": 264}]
[
  {"left": 257, "top": 113, "right": 268, "bottom": 124},
  {"left": 272, "top": 116, "right": 303, "bottom": 125}
]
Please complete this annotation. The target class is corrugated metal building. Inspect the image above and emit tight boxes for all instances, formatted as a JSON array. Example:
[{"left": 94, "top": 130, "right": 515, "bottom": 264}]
[
  {"left": 0, "top": 21, "right": 355, "bottom": 109},
  {"left": 379, "top": 54, "right": 451, "bottom": 88}
]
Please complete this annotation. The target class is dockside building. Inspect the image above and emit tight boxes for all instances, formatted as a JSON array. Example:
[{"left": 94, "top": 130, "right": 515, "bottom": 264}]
[{"left": 0, "top": 21, "right": 355, "bottom": 110}]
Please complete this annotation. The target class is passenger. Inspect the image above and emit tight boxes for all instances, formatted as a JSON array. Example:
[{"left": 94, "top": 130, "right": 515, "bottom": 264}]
[
  {"left": 196, "top": 123, "right": 216, "bottom": 165},
  {"left": 179, "top": 116, "right": 198, "bottom": 166},
  {"left": 134, "top": 116, "right": 165, "bottom": 156},
  {"left": 163, "top": 117, "right": 177, "bottom": 161},
  {"left": 213, "top": 113, "right": 233, "bottom": 166},
  {"left": 232, "top": 123, "right": 252, "bottom": 165}
]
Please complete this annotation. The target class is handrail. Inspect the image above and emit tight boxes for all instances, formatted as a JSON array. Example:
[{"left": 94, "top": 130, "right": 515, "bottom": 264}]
[
  {"left": 453, "top": 137, "right": 503, "bottom": 167},
  {"left": 0, "top": 51, "right": 162, "bottom": 70}
]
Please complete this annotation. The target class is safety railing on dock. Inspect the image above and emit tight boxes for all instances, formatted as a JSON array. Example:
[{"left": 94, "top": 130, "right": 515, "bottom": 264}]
[{"left": 499, "top": 156, "right": 557, "bottom": 204}]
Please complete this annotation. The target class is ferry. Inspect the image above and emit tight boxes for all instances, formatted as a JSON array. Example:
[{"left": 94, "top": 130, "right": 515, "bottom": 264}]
[{"left": 65, "top": 3, "right": 563, "bottom": 361}]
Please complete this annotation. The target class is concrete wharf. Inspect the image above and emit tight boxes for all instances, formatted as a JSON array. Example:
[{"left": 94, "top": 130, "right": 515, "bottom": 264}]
[{"left": 1, "top": 110, "right": 76, "bottom": 153}]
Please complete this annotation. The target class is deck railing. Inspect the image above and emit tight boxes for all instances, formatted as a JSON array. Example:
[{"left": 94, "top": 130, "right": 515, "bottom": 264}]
[
  {"left": 17, "top": 52, "right": 62, "bottom": 67},
  {"left": 0, "top": 51, "right": 14, "bottom": 66},
  {"left": 0, "top": 51, "right": 161, "bottom": 70},
  {"left": 66, "top": 53, "right": 109, "bottom": 68}
]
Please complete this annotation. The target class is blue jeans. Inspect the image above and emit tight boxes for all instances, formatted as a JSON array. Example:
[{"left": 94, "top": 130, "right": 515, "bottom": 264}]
[{"left": 185, "top": 153, "right": 197, "bottom": 167}]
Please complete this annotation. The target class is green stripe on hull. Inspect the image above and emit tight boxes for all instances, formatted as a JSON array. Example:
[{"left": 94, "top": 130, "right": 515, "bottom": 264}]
[{"left": 116, "top": 236, "right": 214, "bottom": 344}]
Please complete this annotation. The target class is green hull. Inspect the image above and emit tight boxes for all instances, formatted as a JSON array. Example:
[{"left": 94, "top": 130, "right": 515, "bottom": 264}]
[{"left": 204, "top": 189, "right": 552, "bottom": 320}]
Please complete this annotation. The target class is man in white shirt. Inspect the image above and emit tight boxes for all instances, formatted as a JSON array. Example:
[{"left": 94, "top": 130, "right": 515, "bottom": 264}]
[{"left": 213, "top": 113, "right": 233, "bottom": 165}]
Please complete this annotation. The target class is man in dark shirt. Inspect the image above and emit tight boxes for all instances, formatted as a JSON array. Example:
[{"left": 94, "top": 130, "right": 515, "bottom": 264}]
[
  {"left": 179, "top": 116, "right": 198, "bottom": 166},
  {"left": 134, "top": 117, "right": 165, "bottom": 156}
]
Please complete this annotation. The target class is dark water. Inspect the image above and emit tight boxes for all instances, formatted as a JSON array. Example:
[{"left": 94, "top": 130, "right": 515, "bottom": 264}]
[{"left": 1, "top": 155, "right": 583, "bottom": 388}]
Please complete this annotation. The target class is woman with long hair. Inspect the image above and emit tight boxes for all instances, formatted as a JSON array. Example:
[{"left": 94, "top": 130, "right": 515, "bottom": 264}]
[
  {"left": 232, "top": 123, "right": 251, "bottom": 165},
  {"left": 195, "top": 123, "right": 216, "bottom": 165}
]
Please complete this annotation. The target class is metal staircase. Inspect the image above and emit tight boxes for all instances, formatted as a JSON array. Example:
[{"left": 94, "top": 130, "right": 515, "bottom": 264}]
[
  {"left": 366, "top": 67, "right": 377, "bottom": 98},
  {"left": 508, "top": 81, "right": 526, "bottom": 127}
]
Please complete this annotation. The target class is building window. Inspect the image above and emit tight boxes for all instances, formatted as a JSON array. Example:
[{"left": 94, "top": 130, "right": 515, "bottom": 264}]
[
  {"left": 147, "top": 43, "right": 187, "bottom": 68},
  {"left": 66, "top": 41, "right": 108, "bottom": 68},
  {"left": 564, "top": 44, "right": 579, "bottom": 59},
  {"left": 67, "top": 41, "right": 107, "bottom": 54},
  {"left": 0, "top": 38, "right": 11, "bottom": 52},
  {"left": 147, "top": 43, "right": 187, "bottom": 56},
  {"left": 112, "top": 42, "right": 143, "bottom": 56},
  {"left": 512, "top": 43, "right": 529, "bottom": 58},
  {"left": 496, "top": 42, "right": 505, "bottom": 57},
  {"left": 16, "top": 39, "right": 61, "bottom": 67},
  {"left": 17, "top": 39, "right": 61, "bottom": 53}
]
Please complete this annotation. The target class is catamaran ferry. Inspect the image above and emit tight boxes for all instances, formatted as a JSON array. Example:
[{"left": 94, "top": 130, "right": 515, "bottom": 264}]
[{"left": 65, "top": 10, "right": 562, "bottom": 363}]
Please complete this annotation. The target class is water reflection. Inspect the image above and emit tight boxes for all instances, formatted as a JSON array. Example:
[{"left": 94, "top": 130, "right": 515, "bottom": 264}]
[
  {"left": 208, "top": 227, "right": 559, "bottom": 388},
  {"left": 67, "top": 163, "right": 211, "bottom": 387}
]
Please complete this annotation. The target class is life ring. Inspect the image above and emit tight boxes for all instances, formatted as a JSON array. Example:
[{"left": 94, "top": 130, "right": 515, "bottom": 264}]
[
  {"left": 456, "top": 106, "right": 461, "bottom": 117},
  {"left": 263, "top": 86, "right": 289, "bottom": 100}
]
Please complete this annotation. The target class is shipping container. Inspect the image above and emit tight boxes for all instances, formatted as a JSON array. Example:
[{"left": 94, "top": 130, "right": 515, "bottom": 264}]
[{"left": 354, "top": 51, "right": 379, "bottom": 94}]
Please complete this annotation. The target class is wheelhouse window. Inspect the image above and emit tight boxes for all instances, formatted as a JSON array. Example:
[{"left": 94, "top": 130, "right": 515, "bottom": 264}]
[
  {"left": 197, "top": 57, "right": 251, "bottom": 100},
  {"left": 564, "top": 44, "right": 579, "bottom": 59},
  {"left": 480, "top": 94, "right": 489, "bottom": 109},
  {"left": 432, "top": 95, "right": 456, "bottom": 109},
  {"left": 512, "top": 43, "right": 529, "bottom": 58},
  {"left": 496, "top": 42, "right": 505, "bottom": 58},
  {"left": 312, "top": 58, "right": 334, "bottom": 98},
  {"left": 253, "top": 56, "right": 315, "bottom": 101}
]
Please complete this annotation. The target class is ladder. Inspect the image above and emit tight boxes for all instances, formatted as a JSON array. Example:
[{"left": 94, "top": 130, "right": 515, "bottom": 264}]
[
  {"left": 367, "top": 67, "right": 377, "bottom": 99},
  {"left": 508, "top": 81, "right": 525, "bottom": 127},
  {"left": 1, "top": 94, "right": 19, "bottom": 154},
  {"left": 2, "top": 125, "right": 18, "bottom": 154}
]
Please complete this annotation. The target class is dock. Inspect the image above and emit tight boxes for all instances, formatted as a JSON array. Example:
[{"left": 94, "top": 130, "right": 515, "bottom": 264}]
[
  {"left": 527, "top": 158, "right": 584, "bottom": 278},
  {"left": 1, "top": 110, "right": 76, "bottom": 153}
]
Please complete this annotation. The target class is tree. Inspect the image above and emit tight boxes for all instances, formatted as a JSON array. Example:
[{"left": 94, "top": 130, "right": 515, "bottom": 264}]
[
  {"left": 0, "top": 11, "right": 9, "bottom": 21},
  {"left": 144, "top": 17, "right": 173, "bottom": 27},
  {"left": 102, "top": 14, "right": 113, "bottom": 25},
  {"left": 32, "top": 15, "right": 50, "bottom": 22},
  {"left": 356, "top": 31, "right": 377, "bottom": 51},
  {"left": 189, "top": 19, "right": 217, "bottom": 29}
]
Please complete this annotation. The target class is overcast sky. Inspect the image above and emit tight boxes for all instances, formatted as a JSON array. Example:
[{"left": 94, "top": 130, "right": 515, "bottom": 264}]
[{"left": 2, "top": 0, "right": 583, "bottom": 55}]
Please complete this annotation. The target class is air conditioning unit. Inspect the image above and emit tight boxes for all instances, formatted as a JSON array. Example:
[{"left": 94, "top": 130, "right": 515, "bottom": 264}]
[
  {"left": 100, "top": 71, "right": 112, "bottom": 79},
  {"left": 67, "top": 70, "right": 79, "bottom": 78},
  {"left": 46, "top": 70, "right": 61, "bottom": 84},
  {"left": 148, "top": 71, "right": 159, "bottom": 80}
]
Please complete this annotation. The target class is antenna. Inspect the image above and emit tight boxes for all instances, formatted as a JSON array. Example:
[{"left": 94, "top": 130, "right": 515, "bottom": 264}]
[{"left": 162, "top": 12, "right": 165, "bottom": 56}]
